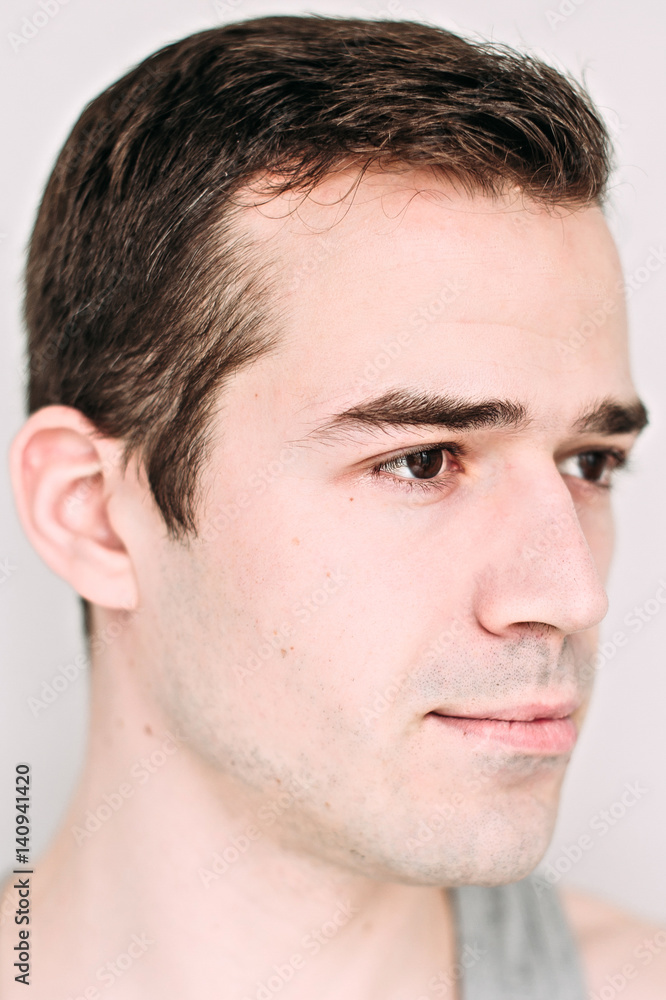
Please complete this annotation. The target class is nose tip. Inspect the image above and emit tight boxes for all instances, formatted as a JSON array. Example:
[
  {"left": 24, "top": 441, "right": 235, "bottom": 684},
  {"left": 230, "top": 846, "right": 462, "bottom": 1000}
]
[
  {"left": 475, "top": 486, "right": 610, "bottom": 638},
  {"left": 538, "top": 557, "right": 609, "bottom": 635}
]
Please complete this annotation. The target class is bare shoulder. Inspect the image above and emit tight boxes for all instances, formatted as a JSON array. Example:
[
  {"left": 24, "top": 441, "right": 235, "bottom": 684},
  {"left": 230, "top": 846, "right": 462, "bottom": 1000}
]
[{"left": 560, "top": 885, "right": 666, "bottom": 1000}]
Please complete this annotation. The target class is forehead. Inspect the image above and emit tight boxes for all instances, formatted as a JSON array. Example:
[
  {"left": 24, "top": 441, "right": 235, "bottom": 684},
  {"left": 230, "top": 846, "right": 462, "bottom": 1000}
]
[{"left": 235, "top": 169, "right": 634, "bottom": 426}]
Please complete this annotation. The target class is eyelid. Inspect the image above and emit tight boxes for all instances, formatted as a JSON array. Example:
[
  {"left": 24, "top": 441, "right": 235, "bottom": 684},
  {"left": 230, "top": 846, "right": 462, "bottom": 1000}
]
[
  {"left": 372, "top": 439, "right": 464, "bottom": 466},
  {"left": 367, "top": 441, "right": 463, "bottom": 494},
  {"left": 557, "top": 447, "right": 630, "bottom": 486},
  {"left": 557, "top": 445, "right": 628, "bottom": 468},
  {"left": 366, "top": 441, "right": 632, "bottom": 497}
]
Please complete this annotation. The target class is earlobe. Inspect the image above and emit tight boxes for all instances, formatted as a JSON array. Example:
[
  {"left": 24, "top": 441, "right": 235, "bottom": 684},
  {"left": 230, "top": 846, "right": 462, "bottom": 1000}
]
[{"left": 9, "top": 405, "right": 139, "bottom": 610}]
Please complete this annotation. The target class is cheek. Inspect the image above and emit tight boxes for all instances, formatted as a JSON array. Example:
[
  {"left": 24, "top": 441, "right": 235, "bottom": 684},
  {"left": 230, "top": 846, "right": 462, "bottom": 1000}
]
[{"left": 190, "top": 504, "right": 437, "bottom": 742}]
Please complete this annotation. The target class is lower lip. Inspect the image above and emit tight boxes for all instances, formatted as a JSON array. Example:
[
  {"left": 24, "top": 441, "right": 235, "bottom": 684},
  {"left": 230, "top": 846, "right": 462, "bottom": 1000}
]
[{"left": 428, "top": 714, "right": 578, "bottom": 754}]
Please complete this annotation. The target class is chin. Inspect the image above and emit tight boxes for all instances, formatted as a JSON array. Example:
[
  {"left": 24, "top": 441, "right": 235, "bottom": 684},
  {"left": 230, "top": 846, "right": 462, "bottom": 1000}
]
[
  {"left": 387, "top": 838, "right": 553, "bottom": 889},
  {"left": 353, "top": 795, "right": 561, "bottom": 888}
]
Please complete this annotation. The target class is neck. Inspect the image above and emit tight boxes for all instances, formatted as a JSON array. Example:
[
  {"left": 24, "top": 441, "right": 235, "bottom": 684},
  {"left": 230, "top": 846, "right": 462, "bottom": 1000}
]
[{"left": 3, "top": 648, "right": 460, "bottom": 1000}]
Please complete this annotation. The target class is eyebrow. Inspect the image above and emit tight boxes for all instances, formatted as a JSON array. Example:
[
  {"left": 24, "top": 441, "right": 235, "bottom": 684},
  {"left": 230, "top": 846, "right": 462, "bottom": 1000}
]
[
  {"left": 573, "top": 398, "right": 649, "bottom": 436},
  {"left": 305, "top": 388, "right": 649, "bottom": 444}
]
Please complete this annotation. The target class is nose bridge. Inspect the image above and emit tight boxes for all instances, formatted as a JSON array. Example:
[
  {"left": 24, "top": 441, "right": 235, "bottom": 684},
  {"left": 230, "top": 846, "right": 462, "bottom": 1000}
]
[{"left": 476, "top": 466, "right": 609, "bottom": 636}]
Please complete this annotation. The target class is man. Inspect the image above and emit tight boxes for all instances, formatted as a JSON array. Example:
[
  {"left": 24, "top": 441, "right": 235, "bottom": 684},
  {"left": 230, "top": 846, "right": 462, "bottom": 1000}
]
[{"left": 1, "top": 13, "right": 664, "bottom": 999}]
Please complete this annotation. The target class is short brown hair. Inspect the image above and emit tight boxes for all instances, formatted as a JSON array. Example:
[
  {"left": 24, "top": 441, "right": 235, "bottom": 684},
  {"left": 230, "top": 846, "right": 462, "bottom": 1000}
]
[{"left": 25, "top": 14, "right": 612, "bottom": 540}]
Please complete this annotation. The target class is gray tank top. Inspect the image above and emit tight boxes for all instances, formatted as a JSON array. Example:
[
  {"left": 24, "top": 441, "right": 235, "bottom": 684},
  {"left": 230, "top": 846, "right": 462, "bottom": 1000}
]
[{"left": 450, "top": 873, "right": 587, "bottom": 999}]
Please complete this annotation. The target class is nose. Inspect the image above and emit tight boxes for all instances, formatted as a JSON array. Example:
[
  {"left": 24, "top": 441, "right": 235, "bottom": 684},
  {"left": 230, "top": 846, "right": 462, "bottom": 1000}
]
[{"left": 473, "top": 465, "right": 609, "bottom": 638}]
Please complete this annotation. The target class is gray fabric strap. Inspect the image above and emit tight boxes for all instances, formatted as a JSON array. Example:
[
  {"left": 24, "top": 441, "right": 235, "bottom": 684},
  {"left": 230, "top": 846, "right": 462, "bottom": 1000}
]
[{"left": 450, "top": 874, "right": 587, "bottom": 1000}]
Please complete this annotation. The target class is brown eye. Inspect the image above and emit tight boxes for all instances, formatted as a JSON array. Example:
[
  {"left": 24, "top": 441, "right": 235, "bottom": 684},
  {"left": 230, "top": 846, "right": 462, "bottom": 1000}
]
[
  {"left": 558, "top": 450, "right": 626, "bottom": 488},
  {"left": 372, "top": 443, "right": 462, "bottom": 494},
  {"left": 377, "top": 446, "right": 455, "bottom": 484},
  {"left": 577, "top": 451, "right": 609, "bottom": 482},
  {"left": 404, "top": 449, "right": 445, "bottom": 479}
]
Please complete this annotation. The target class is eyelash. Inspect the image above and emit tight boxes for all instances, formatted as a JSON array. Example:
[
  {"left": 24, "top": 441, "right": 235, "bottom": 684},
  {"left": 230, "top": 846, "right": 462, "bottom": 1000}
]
[
  {"left": 369, "top": 442, "right": 463, "bottom": 495},
  {"left": 559, "top": 449, "right": 629, "bottom": 491},
  {"left": 368, "top": 444, "right": 629, "bottom": 495}
]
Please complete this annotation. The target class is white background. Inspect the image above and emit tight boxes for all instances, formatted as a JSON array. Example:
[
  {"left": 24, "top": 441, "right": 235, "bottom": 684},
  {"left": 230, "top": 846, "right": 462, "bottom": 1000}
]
[{"left": 1, "top": 0, "right": 664, "bottom": 923}]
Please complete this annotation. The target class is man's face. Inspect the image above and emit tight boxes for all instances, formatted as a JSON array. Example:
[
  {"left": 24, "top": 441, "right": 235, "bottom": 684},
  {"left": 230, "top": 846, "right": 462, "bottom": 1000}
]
[{"left": 123, "top": 170, "right": 643, "bottom": 885}]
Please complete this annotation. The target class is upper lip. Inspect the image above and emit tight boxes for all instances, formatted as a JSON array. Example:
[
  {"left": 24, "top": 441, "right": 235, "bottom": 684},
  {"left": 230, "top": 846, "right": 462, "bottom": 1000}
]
[{"left": 429, "top": 700, "right": 581, "bottom": 722}]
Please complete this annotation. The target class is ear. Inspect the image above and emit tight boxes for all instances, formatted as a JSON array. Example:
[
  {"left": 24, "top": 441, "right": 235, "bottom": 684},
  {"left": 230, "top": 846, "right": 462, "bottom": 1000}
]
[{"left": 9, "top": 405, "right": 139, "bottom": 610}]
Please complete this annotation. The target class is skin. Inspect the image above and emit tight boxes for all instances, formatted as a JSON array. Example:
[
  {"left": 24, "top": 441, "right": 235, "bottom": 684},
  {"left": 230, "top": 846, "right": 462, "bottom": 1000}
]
[{"left": 2, "top": 168, "right": 663, "bottom": 998}]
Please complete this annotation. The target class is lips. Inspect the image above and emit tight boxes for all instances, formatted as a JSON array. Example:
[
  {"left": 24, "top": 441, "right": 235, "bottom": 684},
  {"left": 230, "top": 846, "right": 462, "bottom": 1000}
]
[
  {"left": 427, "top": 700, "right": 581, "bottom": 754},
  {"left": 429, "top": 699, "right": 581, "bottom": 722}
]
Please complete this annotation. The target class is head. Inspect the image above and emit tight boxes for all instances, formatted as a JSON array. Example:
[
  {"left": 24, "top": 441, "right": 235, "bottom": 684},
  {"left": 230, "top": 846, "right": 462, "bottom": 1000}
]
[{"left": 11, "top": 15, "right": 647, "bottom": 886}]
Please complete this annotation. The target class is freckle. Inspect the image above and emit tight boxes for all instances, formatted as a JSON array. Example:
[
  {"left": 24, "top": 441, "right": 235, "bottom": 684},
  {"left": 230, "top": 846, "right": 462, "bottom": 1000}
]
[
  {"left": 292, "top": 537, "right": 300, "bottom": 545},
  {"left": 280, "top": 648, "right": 287, "bottom": 657},
  {"left": 144, "top": 724, "right": 152, "bottom": 736},
  {"left": 290, "top": 646, "right": 294, "bottom": 650}
]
